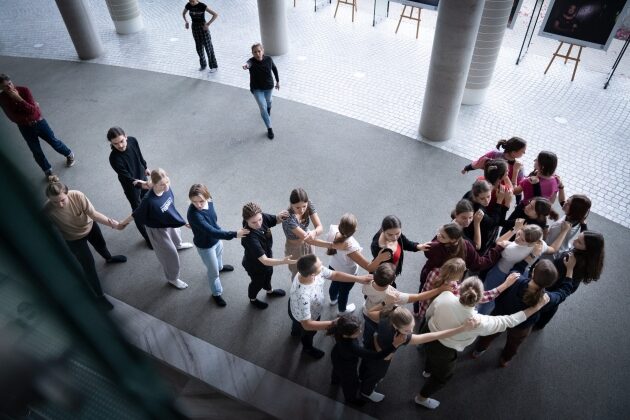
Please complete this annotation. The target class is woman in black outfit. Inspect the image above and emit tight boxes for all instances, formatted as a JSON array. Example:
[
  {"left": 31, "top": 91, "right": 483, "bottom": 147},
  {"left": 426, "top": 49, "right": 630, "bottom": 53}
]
[{"left": 243, "top": 43, "right": 280, "bottom": 139}]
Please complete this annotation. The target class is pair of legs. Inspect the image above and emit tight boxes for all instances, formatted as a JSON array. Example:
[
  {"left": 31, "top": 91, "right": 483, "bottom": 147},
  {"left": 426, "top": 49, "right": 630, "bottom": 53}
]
[
  {"left": 145, "top": 227, "right": 185, "bottom": 286},
  {"left": 121, "top": 183, "right": 150, "bottom": 246},
  {"left": 416, "top": 323, "right": 457, "bottom": 409},
  {"left": 251, "top": 89, "right": 273, "bottom": 129},
  {"left": 288, "top": 301, "right": 323, "bottom": 358},
  {"left": 328, "top": 266, "right": 356, "bottom": 312},
  {"left": 474, "top": 326, "right": 533, "bottom": 365},
  {"left": 196, "top": 241, "right": 225, "bottom": 296},
  {"left": 245, "top": 268, "right": 284, "bottom": 309},
  {"left": 191, "top": 23, "right": 217, "bottom": 69},
  {"left": 18, "top": 119, "right": 72, "bottom": 173},
  {"left": 330, "top": 350, "right": 362, "bottom": 403}
]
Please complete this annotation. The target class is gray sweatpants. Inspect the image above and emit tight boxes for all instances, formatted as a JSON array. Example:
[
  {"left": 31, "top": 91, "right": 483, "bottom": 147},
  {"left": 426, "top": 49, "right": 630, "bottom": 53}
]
[{"left": 146, "top": 227, "right": 183, "bottom": 282}]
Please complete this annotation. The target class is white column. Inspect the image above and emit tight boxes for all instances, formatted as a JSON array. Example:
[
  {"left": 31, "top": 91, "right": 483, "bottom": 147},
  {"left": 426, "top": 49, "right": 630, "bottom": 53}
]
[
  {"left": 105, "top": 0, "right": 144, "bottom": 35},
  {"left": 257, "top": 0, "right": 289, "bottom": 56},
  {"left": 462, "top": 0, "right": 512, "bottom": 105},
  {"left": 54, "top": 0, "right": 104, "bottom": 60}
]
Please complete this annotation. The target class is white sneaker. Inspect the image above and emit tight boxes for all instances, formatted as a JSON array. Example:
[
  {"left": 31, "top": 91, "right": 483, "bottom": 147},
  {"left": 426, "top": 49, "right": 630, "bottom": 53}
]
[
  {"left": 361, "top": 391, "right": 385, "bottom": 402},
  {"left": 177, "top": 242, "right": 193, "bottom": 250},
  {"left": 338, "top": 303, "right": 356, "bottom": 314},
  {"left": 329, "top": 299, "right": 338, "bottom": 306},
  {"left": 169, "top": 279, "right": 189, "bottom": 289},
  {"left": 414, "top": 395, "right": 440, "bottom": 409}
]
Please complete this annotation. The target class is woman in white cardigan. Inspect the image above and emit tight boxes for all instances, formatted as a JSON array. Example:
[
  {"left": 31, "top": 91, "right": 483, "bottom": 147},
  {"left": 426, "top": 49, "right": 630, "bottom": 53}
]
[{"left": 415, "top": 277, "right": 549, "bottom": 410}]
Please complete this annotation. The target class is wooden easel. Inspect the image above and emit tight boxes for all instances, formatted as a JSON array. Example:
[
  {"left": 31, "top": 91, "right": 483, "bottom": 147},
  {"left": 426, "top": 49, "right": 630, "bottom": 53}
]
[
  {"left": 395, "top": 5, "right": 421, "bottom": 39},
  {"left": 544, "top": 41, "right": 584, "bottom": 81},
  {"left": 334, "top": 0, "right": 358, "bottom": 22}
]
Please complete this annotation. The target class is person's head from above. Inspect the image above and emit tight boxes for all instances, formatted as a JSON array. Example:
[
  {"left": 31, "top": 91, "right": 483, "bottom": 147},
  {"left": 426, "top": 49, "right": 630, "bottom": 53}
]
[
  {"left": 384, "top": 305, "right": 415, "bottom": 335},
  {"left": 151, "top": 168, "right": 170, "bottom": 194},
  {"left": 0, "top": 74, "right": 15, "bottom": 93},
  {"left": 458, "top": 277, "right": 484, "bottom": 307},
  {"left": 436, "top": 223, "right": 463, "bottom": 245},
  {"left": 573, "top": 231, "right": 605, "bottom": 283},
  {"left": 523, "top": 259, "right": 557, "bottom": 306},
  {"left": 563, "top": 194, "right": 591, "bottom": 223},
  {"left": 471, "top": 180, "right": 493, "bottom": 207},
  {"left": 297, "top": 254, "right": 322, "bottom": 278},
  {"left": 534, "top": 151, "right": 558, "bottom": 177},
  {"left": 435, "top": 257, "right": 467, "bottom": 287},
  {"left": 251, "top": 43, "right": 264, "bottom": 61},
  {"left": 484, "top": 159, "right": 508, "bottom": 187},
  {"left": 242, "top": 202, "right": 263, "bottom": 229},
  {"left": 327, "top": 315, "right": 362, "bottom": 339},
  {"left": 288, "top": 188, "right": 311, "bottom": 219},
  {"left": 373, "top": 263, "right": 396, "bottom": 287},
  {"left": 514, "top": 225, "right": 543, "bottom": 246},
  {"left": 106, "top": 126, "right": 127, "bottom": 152},
  {"left": 497, "top": 136, "right": 527, "bottom": 159},
  {"left": 453, "top": 199, "right": 474, "bottom": 228},
  {"left": 524, "top": 197, "right": 553, "bottom": 221},
  {"left": 45, "top": 175, "right": 69, "bottom": 208},
  {"left": 381, "top": 215, "right": 402, "bottom": 242},
  {"left": 189, "top": 184, "right": 212, "bottom": 210},
  {"left": 188, "top": 0, "right": 199, "bottom": 5}
]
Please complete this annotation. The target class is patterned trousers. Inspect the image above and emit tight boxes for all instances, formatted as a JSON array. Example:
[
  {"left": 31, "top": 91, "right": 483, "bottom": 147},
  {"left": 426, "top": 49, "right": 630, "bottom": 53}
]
[{"left": 192, "top": 24, "right": 217, "bottom": 69}]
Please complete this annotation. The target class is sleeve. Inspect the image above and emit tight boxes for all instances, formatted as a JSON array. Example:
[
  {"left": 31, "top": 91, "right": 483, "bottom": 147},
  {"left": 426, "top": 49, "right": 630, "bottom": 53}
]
[
  {"left": 471, "top": 153, "right": 491, "bottom": 169},
  {"left": 271, "top": 59, "right": 279, "bottom": 82},
  {"left": 476, "top": 312, "right": 527, "bottom": 336},
  {"left": 321, "top": 267, "right": 334, "bottom": 280},
  {"left": 189, "top": 210, "right": 237, "bottom": 240},
  {"left": 15, "top": 87, "right": 39, "bottom": 114},
  {"left": 347, "top": 238, "right": 362, "bottom": 254},
  {"left": 546, "top": 277, "right": 579, "bottom": 307},
  {"left": 396, "top": 291, "right": 410, "bottom": 304},
  {"left": 479, "top": 287, "right": 501, "bottom": 304},
  {"left": 370, "top": 233, "right": 380, "bottom": 258},
  {"left": 467, "top": 242, "right": 504, "bottom": 272},
  {"left": 109, "top": 153, "right": 136, "bottom": 187},
  {"left": 308, "top": 200, "right": 316, "bottom": 214},
  {"left": 282, "top": 214, "right": 298, "bottom": 231},
  {"left": 400, "top": 234, "right": 420, "bottom": 252},
  {"left": 519, "top": 178, "right": 533, "bottom": 200},
  {"left": 349, "top": 340, "right": 394, "bottom": 360},
  {"left": 132, "top": 138, "right": 147, "bottom": 169},
  {"left": 78, "top": 192, "right": 96, "bottom": 219},
  {"left": 132, "top": 193, "right": 151, "bottom": 226},
  {"left": 263, "top": 212, "right": 277, "bottom": 228}
]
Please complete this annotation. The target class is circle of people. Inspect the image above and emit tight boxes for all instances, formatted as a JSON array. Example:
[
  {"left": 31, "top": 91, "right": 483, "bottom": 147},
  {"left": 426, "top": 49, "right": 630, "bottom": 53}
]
[{"left": 38, "top": 130, "right": 605, "bottom": 410}]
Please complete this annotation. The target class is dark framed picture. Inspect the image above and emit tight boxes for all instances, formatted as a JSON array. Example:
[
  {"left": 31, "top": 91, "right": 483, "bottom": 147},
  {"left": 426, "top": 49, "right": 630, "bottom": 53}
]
[
  {"left": 539, "top": 0, "right": 629, "bottom": 50},
  {"left": 508, "top": 0, "right": 526, "bottom": 29}
]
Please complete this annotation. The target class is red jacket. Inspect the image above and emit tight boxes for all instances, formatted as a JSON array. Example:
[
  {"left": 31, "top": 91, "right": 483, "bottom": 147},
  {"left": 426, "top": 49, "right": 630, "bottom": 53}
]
[{"left": 0, "top": 86, "right": 42, "bottom": 125}]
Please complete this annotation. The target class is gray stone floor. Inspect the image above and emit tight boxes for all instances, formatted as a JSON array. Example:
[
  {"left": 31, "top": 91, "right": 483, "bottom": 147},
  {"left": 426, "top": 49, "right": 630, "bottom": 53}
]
[{"left": 1, "top": 0, "right": 629, "bottom": 227}]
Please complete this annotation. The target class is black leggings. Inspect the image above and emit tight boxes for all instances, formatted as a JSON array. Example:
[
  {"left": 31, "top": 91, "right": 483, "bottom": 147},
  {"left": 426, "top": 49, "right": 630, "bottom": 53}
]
[{"left": 65, "top": 223, "right": 112, "bottom": 297}]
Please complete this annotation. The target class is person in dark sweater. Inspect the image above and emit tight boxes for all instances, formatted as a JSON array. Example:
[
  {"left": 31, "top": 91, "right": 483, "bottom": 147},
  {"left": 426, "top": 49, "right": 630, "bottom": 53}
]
[
  {"left": 242, "top": 43, "right": 280, "bottom": 139},
  {"left": 326, "top": 315, "right": 406, "bottom": 405},
  {"left": 500, "top": 196, "right": 558, "bottom": 237},
  {"left": 121, "top": 168, "right": 194, "bottom": 290},
  {"left": 472, "top": 258, "right": 575, "bottom": 367},
  {"left": 107, "top": 127, "right": 152, "bottom": 248},
  {"left": 182, "top": 0, "right": 219, "bottom": 71},
  {"left": 241, "top": 202, "right": 295, "bottom": 309},
  {"left": 188, "top": 184, "right": 249, "bottom": 306}
]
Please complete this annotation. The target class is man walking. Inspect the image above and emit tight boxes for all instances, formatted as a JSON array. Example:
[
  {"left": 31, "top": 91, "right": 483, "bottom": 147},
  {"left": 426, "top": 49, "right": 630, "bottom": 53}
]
[{"left": 0, "top": 74, "right": 75, "bottom": 178}]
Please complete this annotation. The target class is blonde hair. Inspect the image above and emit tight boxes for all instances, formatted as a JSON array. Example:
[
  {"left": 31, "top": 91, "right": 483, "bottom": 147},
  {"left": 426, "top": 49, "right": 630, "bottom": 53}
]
[
  {"left": 522, "top": 225, "right": 543, "bottom": 244},
  {"left": 458, "top": 277, "right": 484, "bottom": 307},
  {"left": 45, "top": 175, "right": 68, "bottom": 197},
  {"left": 434, "top": 258, "right": 466, "bottom": 288},
  {"left": 381, "top": 305, "right": 413, "bottom": 331},
  {"left": 150, "top": 168, "right": 168, "bottom": 185}
]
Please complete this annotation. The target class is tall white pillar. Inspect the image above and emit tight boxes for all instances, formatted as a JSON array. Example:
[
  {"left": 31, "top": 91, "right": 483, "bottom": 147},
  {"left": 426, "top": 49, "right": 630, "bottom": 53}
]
[
  {"left": 419, "top": 0, "right": 486, "bottom": 141},
  {"left": 105, "top": 0, "right": 144, "bottom": 34},
  {"left": 462, "top": 0, "right": 512, "bottom": 105},
  {"left": 54, "top": 0, "right": 104, "bottom": 60},
  {"left": 257, "top": 0, "right": 289, "bottom": 56}
]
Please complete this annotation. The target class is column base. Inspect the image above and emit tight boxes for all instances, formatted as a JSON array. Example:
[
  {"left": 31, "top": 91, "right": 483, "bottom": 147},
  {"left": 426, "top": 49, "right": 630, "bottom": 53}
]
[
  {"left": 462, "top": 87, "right": 488, "bottom": 105},
  {"left": 113, "top": 15, "right": 144, "bottom": 34}
]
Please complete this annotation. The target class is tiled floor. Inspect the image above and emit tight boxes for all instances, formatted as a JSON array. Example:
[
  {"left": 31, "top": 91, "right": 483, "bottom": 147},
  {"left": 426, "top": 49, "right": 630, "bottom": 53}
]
[{"left": 1, "top": 0, "right": 629, "bottom": 226}]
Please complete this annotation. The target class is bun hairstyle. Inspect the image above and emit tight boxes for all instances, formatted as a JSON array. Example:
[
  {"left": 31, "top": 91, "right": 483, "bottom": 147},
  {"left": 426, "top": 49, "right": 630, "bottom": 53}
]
[
  {"left": 45, "top": 175, "right": 68, "bottom": 197},
  {"left": 242, "top": 202, "right": 262, "bottom": 220},
  {"left": 483, "top": 159, "right": 508, "bottom": 186},
  {"left": 523, "top": 259, "right": 557, "bottom": 307},
  {"left": 458, "top": 277, "right": 484, "bottom": 307},
  {"left": 452, "top": 199, "right": 474, "bottom": 219},
  {"left": 574, "top": 231, "right": 605, "bottom": 283},
  {"left": 380, "top": 305, "right": 414, "bottom": 331},
  {"left": 530, "top": 197, "right": 558, "bottom": 221},
  {"left": 328, "top": 213, "right": 358, "bottom": 256},
  {"left": 434, "top": 258, "right": 466, "bottom": 288},
  {"left": 496, "top": 137, "right": 527, "bottom": 154},
  {"left": 532, "top": 151, "right": 558, "bottom": 177},
  {"left": 106, "top": 126, "right": 125, "bottom": 141},
  {"left": 150, "top": 168, "right": 167, "bottom": 185},
  {"left": 521, "top": 225, "right": 543, "bottom": 244},
  {"left": 326, "top": 315, "right": 361, "bottom": 340},
  {"left": 188, "top": 184, "right": 212, "bottom": 200},
  {"left": 565, "top": 194, "right": 591, "bottom": 224}
]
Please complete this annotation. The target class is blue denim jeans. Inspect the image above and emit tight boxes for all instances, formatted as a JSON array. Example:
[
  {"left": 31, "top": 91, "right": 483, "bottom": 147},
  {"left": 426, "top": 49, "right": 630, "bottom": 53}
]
[
  {"left": 251, "top": 89, "right": 273, "bottom": 128},
  {"left": 196, "top": 241, "right": 224, "bottom": 296},
  {"left": 477, "top": 264, "right": 509, "bottom": 315},
  {"left": 18, "top": 119, "right": 72, "bottom": 172}
]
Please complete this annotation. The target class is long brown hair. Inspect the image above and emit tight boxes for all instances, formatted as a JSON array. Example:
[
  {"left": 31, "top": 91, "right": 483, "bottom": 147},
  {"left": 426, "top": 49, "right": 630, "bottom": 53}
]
[
  {"left": 327, "top": 213, "right": 358, "bottom": 256},
  {"left": 573, "top": 231, "right": 604, "bottom": 283},
  {"left": 522, "top": 260, "right": 557, "bottom": 307},
  {"left": 288, "top": 188, "right": 314, "bottom": 221}
]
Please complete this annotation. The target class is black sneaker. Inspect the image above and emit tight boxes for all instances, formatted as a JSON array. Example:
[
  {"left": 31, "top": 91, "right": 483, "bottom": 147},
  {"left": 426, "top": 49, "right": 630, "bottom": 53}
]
[
  {"left": 219, "top": 265, "right": 234, "bottom": 273},
  {"left": 66, "top": 153, "right": 76, "bottom": 167},
  {"left": 302, "top": 347, "right": 325, "bottom": 359},
  {"left": 106, "top": 255, "right": 127, "bottom": 264},
  {"left": 199, "top": 66, "right": 207, "bottom": 71},
  {"left": 212, "top": 295, "right": 227, "bottom": 307},
  {"left": 266, "top": 288, "right": 285, "bottom": 297},
  {"left": 45, "top": 169, "right": 55, "bottom": 181},
  {"left": 267, "top": 128, "right": 274, "bottom": 140},
  {"left": 250, "top": 299, "right": 268, "bottom": 309}
]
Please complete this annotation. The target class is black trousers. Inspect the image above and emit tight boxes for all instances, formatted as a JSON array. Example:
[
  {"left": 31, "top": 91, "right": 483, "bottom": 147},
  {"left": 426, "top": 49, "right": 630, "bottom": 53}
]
[
  {"left": 246, "top": 269, "right": 273, "bottom": 299},
  {"left": 358, "top": 357, "right": 391, "bottom": 395},
  {"left": 122, "top": 183, "right": 149, "bottom": 243},
  {"left": 331, "top": 349, "right": 361, "bottom": 402},
  {"left": 420, "top": 324, "right": 458, "bottom": 397},
  {"left": 288, "top": 301, "right": 318, "bottom": 349},
  {"left": 65, "top": 223, "right": 112, "bottom": 298},
  {"left": 191, "top": 24, "right": 217, "bottom": 69}
]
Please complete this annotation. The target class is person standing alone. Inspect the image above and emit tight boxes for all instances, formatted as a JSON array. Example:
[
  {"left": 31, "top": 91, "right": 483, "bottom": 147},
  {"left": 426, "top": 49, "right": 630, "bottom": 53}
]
[
  {"left": 243, "top": 43, "right": 280, "bottom": 140},
  {"left": 183, "top": 0, "right": 219, "bottom": 72},
  {"left": 0, "top": 74, "right": 75, "bottom": 179}
]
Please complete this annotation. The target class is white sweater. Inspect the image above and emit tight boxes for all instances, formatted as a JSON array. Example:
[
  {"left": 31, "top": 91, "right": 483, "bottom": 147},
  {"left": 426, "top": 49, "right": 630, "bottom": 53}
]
[{"left": 427, "top": 291, "right": 526, "bottom": 351}]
